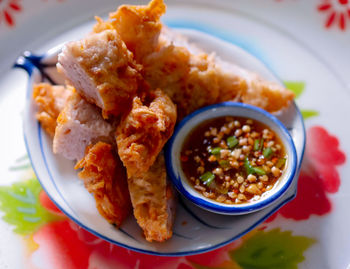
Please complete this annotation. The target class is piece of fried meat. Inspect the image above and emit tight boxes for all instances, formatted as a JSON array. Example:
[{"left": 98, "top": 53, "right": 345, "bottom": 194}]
[
  {"left": 33, "top": 83, "right": 72, "bottom": 136},
  {"left": 57, "top": 29, "right": 142, "bottom": 118},
  {"left": 144, "top": 30, "right": 295, "bottom": 118},
  {"left": 53, "top": 91, "right": 114, "bottom": 161},
  {"left": 128, "top": 153, "right": 176, "bottom": 242},
  {"left": 75, "top": 142, "right": 131, "bottom": 226},
  {"left": 116, "top": 88, "right": 176, "bottom": 178},
  {"left": 108, "top": 0, "right": 166, "bottom": 62},
  {"left": 91, "top": 0, "right": 293, "bottom": 118},
  {"left": 143, "top": 46, "right": 224, "bottom": 119}
]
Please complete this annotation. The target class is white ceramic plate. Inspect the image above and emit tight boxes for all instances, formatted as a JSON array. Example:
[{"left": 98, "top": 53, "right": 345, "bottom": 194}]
[{"left": 21, "top": 25, "right": 305, "bottom": 255}]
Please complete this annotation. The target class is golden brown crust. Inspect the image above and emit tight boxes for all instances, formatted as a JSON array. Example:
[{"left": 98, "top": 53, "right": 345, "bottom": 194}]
[
  {"left": 32, "top": 83, "right": 72, "bottom": 136},
  {"left": 116, "top": 89, "right": 177, "bottom": 178},
  {"left": 241, "top": 79, "right": 295, "bottom": 113},
  {"left": 34, "top": 0, "right": 295, "bottom": 244},
  {"left": 108, "top": 0, "right": 166, "bottom": 62},
  {"left": 75, "top": 142, "right": 131, "bottom": 226},
  {"left": 143, "top": 43, "right": 294, "bottom": 119},
  {"left": 61, "top": 29, "right": 142, "bottom": 118},
  {"left": 128, "top": 153, "right": 175, "bottom": 242}
]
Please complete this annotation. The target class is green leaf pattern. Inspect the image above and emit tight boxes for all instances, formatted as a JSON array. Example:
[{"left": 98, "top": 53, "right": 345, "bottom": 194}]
[
  {"left": 230, "top": 229, "right": 315, "bottom": 269},
  {"left": 284, "top": 81, "right": 319, "bottom": 120},
  {"left": 284, "top": 81, "right": 305, "bottom": 99},
  {"left": 0, "top": 178, "right": 61, "bottom": 234}
]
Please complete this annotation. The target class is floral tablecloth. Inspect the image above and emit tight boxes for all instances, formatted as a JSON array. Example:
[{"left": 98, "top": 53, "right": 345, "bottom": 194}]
[{"left": 0, "top": 0, "right": 349, "bottom": 268}]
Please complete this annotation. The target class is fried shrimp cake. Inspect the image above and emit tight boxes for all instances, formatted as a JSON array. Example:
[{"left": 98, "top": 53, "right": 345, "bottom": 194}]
[
  {"left": 75, "top": 142, "right": 131, "bottom": 227},
  {"left": 53, "top": 91, "right": 114, "bottom": 161},
  {"left": 32, "top": 83, "right": 72, "bottom": 136},
  {"left": 108, "top": 0, "right": 166, "bottom": 62},
  {"left": 144, "top": 27, "right": 294, "bottom": 117},
  {"left": 116, "top": 89, "right": 176, "bottom": 178},
  {"left": 128, "top": 153, "right": 176, "bottom": 242},
  {"left": 57, "top": 29, "right": 142, "bottom": 118}
]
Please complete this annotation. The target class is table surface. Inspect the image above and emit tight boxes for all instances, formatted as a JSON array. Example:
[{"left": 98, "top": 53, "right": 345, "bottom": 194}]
[{"left": 0, "top": 0, "right": 349, "bottom": 268}]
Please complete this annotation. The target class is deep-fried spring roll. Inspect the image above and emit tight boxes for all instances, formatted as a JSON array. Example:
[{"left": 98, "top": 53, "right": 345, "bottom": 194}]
[
  {"left": 33, "top": 83, "right": 72, "bottom": 136},
  {"left": 75, "top": 142, "right": 131, "bottom": 226},
  {"left": 57, "top": 29, "right": 142, "bottom": 118},
  {"left": 128, "top": 153, "right": 176, "bottom": 242},
  {"left": 116, "top": 89, "right": 176, "bottom": 178},
  {"left": 53, "top": 91, "right": 114, "bottom": 161}
]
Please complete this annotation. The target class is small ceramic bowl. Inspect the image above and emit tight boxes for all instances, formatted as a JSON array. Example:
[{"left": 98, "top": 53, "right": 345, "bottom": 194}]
[{"left": 165, "top": 102, "right": 297, "bottom": 215}]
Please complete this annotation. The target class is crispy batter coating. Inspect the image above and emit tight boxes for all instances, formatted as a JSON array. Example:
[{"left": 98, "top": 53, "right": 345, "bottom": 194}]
[
  {"left": 92, "top": 0, "right": 293, "bottom": 117},
  {"left": 128, "top": 153, "right": 176, "bottom": 242},
  {"left": 75, "top": 142, "right": 131, "bottom": 226},
  {"left": 145, "top": 49, "right": 226, "bottom": 119},
  {"left": 116, "top": 89, "right": 176, "bottom": 177},
  {"left": 32, "top": 83, "right": 72, "bottom": 136},
  {"left": 34, "top": 0, "right": 296, "bottom": 244},
  {"left": 108, "top": 0, "right": 166, "bottom": 62},
  {"left": 57, "top": 29, "right": 142, "bottom": 118},
  {"left": 214, "top": 59, "right": 295, "bottom": 113},
  {"left": 144, "top": 41, "right": 294, "bottom": 118}
]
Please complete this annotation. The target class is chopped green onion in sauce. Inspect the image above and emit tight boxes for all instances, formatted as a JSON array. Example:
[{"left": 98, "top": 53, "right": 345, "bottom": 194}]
[
  {"left": 276, "top": 158, "right": 286, "bottom": 169},
  {"left": 244, "top": 157, "right": 255, "bottom": 175},
  {"left": 210, "top": 147, "right": 222, "bottom": 155},
  {"left": 253, "top": 167, "right": 266, "bottom": 176},
  {"left": 254, "top": 139, "right": 260, "bottom": 151},
  {"left": 181, "top": 116, "right": 287, "bottom": 204},
  {"left": 227, "top": 136, "right": 238, "bottom": 149},
  {"left": 200, "top": 172, "right": 215, "bottom": 185},
  {"left": 263, "top": 147, "right": 273, "bottom": 158},
  {"left": 219, "top": 160, "right": 230, "bottom": 168}
]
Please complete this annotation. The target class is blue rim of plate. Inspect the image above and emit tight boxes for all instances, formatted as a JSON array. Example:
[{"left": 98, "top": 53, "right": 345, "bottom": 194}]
[
  {"left": 165, "top": 102, "right": 298, "bottom": 214},
  {"left": 16, "top": 25, "right": 306, "bottom": 257}
]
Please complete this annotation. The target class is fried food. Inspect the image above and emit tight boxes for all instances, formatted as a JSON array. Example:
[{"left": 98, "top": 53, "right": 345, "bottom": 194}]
[
  {"left": 32, "top": 83, "right": 72, "bottom": 136},
  {"left": 116, "top": 89, "right": 177, "bottom": 177},
  {"left": 108, "top": 0, "right": 166, "bottom": 62},
  {"left": 144, "top": 30, "right": 294, "bottom": 118},
  {"left": 214, "top": 59, "right": 295, "bottom": 112},
  {"left": 144, "top": 47, "right": 224, "bottom": 119},
  {"left": 75, "top": 142, "right": 131, "bottom": 226},
  {"left": 53, "top": 91, "right": 114, "bottom": 160},
  {"left": 32, "top": 0, "right": 296, "bottom": 244},
  {"left": 127, "top": 153, "right": 176, "bottom": 242},
  {"left": 57, "top": 29, "right": 142, "bottom": 118}
]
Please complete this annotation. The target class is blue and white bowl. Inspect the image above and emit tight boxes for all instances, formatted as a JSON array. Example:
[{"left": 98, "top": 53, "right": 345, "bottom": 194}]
[{"left": 165, "top": 102, "right": 298, "bottom": 215}]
